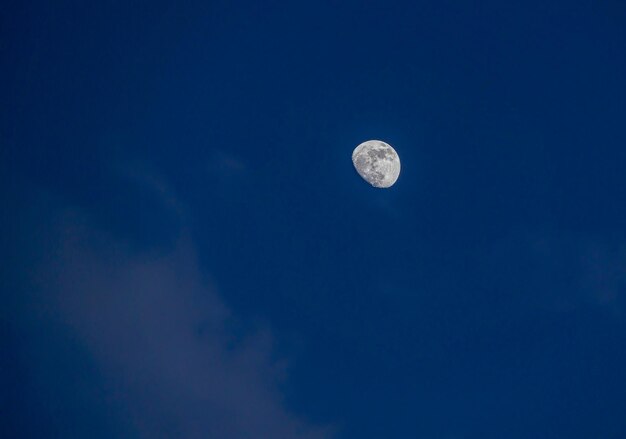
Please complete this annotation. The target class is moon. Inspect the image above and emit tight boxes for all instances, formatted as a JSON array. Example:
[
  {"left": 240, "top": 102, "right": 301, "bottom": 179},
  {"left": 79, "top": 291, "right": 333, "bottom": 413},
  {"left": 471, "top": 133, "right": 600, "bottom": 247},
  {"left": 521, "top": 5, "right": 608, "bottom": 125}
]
[{"left": 352, "top": 140, "right": 401, "bottom": 188}]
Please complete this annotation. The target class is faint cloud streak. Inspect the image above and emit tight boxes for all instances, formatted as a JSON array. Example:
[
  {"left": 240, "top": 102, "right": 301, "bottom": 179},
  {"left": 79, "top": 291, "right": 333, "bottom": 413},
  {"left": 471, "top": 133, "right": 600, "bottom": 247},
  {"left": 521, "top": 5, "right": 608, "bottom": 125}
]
[{"left": 11, "top": 201, "right": 331, "bottom": 438}]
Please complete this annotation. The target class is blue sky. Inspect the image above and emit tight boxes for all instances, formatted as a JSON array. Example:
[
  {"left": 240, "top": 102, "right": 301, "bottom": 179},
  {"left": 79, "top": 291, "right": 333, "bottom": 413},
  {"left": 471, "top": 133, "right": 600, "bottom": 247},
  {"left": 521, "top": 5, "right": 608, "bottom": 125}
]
[{"left": 2, "top": 1, "right": 626, "bottom": 438}]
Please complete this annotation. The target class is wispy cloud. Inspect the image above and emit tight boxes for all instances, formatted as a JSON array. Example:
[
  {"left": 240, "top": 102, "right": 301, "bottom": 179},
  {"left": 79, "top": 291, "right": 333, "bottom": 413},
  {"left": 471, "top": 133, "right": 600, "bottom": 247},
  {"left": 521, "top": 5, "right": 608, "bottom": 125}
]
[
  {"left": 481, "top": 229, "right": 626, "bottom": 313},
  {"left": 6, "top": 199, "right": 331, "bottom": 438}
]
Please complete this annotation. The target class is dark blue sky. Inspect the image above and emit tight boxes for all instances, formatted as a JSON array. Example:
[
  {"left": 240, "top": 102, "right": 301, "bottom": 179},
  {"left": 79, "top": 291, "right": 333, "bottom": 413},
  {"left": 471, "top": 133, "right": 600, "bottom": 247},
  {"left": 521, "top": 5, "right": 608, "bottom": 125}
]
[{"left": 2, "top": 1, "right": 626, "bottom": 438}]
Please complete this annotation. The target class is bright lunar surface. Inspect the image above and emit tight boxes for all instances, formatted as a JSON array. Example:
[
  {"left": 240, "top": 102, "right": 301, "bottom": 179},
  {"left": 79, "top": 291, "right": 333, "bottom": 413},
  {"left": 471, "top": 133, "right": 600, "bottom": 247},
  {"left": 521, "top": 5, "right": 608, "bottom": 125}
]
[{"left": 352, "top": 140, "right": 401, "bottom": 188}]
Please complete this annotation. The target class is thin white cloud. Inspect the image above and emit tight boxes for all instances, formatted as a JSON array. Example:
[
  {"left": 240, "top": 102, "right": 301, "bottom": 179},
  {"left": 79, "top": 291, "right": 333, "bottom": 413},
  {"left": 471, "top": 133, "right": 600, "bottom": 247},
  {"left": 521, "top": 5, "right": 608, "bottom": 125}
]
[
  {"left": 482, "top": 229, "right": 625, "bottom": 313},
  {"left": 21, "top": 206, "right": 332, "bottom": 439}
]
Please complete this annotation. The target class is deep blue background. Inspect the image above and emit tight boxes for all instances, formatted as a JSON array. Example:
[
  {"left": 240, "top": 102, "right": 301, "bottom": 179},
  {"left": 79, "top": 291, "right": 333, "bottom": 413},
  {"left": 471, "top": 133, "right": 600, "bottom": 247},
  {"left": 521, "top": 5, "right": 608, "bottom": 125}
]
[{"left": 3, "top": 1, "right": 626, "bottom": 437}]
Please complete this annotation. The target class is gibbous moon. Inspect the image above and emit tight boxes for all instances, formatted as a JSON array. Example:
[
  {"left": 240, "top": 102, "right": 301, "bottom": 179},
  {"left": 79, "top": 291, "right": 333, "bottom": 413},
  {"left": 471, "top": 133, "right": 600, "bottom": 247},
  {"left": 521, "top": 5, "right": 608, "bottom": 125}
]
[{"left": 352, "top": 140, "right": 401, "bottom": 188}]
